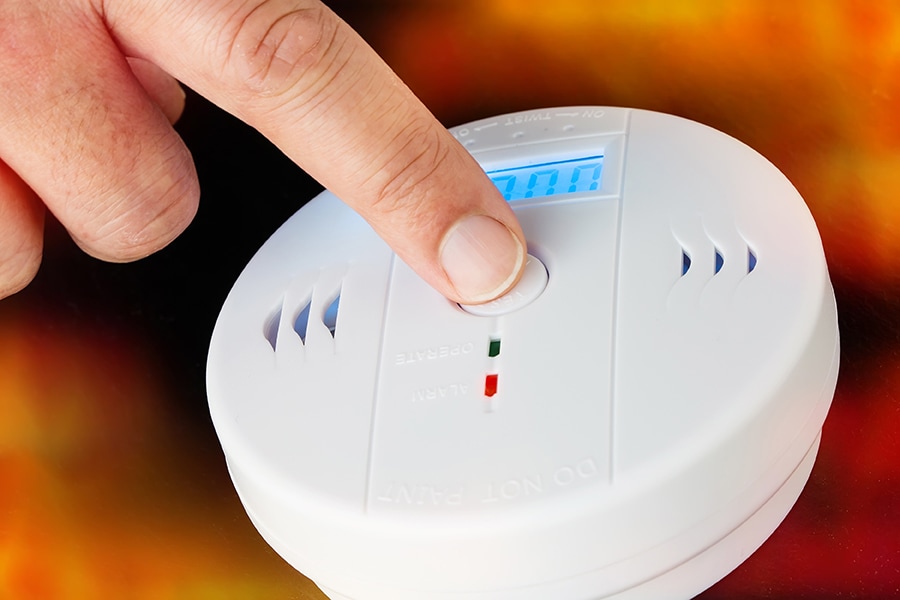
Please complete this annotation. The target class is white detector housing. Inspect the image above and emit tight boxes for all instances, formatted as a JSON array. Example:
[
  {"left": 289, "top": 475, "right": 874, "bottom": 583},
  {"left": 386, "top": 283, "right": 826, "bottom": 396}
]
[{"left": 207, "top": 107, "right": 839, "bottom": 599}]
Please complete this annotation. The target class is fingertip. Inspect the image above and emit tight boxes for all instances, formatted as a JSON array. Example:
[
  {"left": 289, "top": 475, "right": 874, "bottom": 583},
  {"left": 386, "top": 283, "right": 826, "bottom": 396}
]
[
  {"left": 0, "top": 162, "right": 44, "bottom": 299},
  {"left": 0, "top": 242, "right": 42, "bottom": 299},
  {"left": 439, "top": 214, "right": 526, "bottom": 304},
  {"left": 73, "top": 158, "right": 200, "bottom": 263}
]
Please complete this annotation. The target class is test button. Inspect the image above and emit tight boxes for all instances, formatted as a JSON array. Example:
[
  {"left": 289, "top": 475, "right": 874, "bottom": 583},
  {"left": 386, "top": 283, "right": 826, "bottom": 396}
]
[{"left": 460, "top": 254, "right": 548, "bottom": 317}]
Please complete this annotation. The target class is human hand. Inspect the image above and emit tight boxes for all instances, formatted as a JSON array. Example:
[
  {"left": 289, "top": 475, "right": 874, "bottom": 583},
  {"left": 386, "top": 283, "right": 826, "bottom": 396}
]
[{"left": 0, "top": 0, "right": 526, "bottom": 304}]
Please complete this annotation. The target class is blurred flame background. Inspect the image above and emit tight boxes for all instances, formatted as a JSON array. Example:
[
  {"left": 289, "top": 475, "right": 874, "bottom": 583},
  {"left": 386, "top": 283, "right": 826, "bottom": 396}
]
[{"left": 2, "top": 1, "right": 899, "bottom": 598}]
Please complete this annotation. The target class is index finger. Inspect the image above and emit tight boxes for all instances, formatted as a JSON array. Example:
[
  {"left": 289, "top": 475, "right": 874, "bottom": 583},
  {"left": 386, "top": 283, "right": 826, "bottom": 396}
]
[{"left": 105, "top": 0, "right": 526, "bottom": 304}]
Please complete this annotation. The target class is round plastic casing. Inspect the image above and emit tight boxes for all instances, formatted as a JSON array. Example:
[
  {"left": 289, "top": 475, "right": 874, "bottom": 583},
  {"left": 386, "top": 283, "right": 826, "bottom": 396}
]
[{"left": 207, "top": 107, "right": 840, "bottom": 600}]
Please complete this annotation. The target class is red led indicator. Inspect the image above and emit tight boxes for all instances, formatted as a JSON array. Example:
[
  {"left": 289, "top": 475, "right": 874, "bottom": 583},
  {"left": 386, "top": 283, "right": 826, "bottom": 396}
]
[{"left": 484, "top": 374, "right": 498, "bottom": 397}]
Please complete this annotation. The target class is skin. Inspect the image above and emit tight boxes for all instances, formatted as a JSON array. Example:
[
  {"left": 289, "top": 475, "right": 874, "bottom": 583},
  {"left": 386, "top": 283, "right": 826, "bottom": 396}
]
[{"left": 0, "top": 0, "right": 526, "bottom": 304}]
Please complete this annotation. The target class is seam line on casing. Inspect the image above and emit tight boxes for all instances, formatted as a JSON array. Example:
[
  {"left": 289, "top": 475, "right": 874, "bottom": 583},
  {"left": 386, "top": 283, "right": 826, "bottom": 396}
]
[
  {"left": 608, "top": 109, "right": 632, "bottom": 484},
  {"left": 362, "top": 253, "right": 396, "bottom": 515}
]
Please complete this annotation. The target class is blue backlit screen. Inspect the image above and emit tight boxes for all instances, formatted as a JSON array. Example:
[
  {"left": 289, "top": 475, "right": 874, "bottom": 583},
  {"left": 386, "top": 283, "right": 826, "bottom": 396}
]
[{"left": 487, "top": 155, "right": 604, "bottom": 201}]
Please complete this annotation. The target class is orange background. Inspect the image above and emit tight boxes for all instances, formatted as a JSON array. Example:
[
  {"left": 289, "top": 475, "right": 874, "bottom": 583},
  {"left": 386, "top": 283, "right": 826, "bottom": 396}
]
[{"left": 2, "top": 1, "right": 899, "bottom": 598}]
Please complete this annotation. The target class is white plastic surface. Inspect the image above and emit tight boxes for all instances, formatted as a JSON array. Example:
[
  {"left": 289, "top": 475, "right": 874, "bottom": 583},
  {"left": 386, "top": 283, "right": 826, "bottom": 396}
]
[{"left": 207, "top": 107, "right": 840, "bottom": 599}]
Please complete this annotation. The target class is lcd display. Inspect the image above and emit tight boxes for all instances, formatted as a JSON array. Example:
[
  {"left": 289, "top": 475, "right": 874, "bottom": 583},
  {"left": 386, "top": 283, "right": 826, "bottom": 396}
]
[{"left": 487, "top": 155, "right": 604, "bottom": 201}]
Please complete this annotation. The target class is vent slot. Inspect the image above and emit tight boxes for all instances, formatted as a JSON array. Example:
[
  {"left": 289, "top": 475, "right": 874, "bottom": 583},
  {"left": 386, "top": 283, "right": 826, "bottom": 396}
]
[
  {"left": 264, "top": 300, "right": 283, "bottom": 351},
  {"left": 714, "top": 249, "right": 724, "bottom": 274},
  {"left": 264, "top": 269, "right": 346, "bottom": 351},
  {"left": 681, "top": 250, "right": 692, "bottom": 276},
  {"left": 323, "top": 289, "right": 342, "bottom": 338},
  {"left": 748, "top": 248, "right": 758, "bottom": 273},
  {"left": 293, "top": 300, "right": 313, "bottom": 344}
]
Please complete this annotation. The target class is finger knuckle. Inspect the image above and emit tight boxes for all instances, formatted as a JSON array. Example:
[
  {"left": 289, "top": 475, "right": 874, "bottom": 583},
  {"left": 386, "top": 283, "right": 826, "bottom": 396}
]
[
  {"left": 222, "top": 0, "right": 341, "bottom": 99},
  {"left": 369, "top": 123, "right": 453, "bottom": 222}
]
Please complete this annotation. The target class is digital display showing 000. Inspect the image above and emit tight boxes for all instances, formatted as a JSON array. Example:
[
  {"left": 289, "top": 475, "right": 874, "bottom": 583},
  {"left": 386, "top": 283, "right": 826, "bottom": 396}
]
[{"left": 487, "top": 155, "right": 604, "bottom": 202}]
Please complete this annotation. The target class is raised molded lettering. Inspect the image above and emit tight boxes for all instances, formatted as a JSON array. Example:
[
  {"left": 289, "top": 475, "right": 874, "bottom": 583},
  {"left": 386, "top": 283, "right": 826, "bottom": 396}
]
[
  {"left": 483, "top": 474, "right": 545, "bottom": 503},
  {"left": 504, "top": 111, "right": 552, "bottom": 126},
  {"left": 395, "top": 342, "right": 475, "bottom": 366},
  {"left": 376, "top": 482, "right": 463, "bottom": 507},
  {"left": 482, "top": 458, "right": 601, "bottom": 504},
  {"left": 412, "top": 383, "right": 470, "bottom": 403}
]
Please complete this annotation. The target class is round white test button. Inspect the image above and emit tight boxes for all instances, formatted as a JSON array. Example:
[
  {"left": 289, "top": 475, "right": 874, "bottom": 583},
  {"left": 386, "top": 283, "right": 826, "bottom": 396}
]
[{"left": 460, "top": 254, "right": 549, "bottom": 316}]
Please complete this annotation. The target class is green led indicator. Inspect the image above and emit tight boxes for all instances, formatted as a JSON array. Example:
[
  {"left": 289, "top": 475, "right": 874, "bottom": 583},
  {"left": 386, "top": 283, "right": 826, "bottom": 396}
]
[{"left": 488, "top": 338, "right": 501, "bottom": 358}]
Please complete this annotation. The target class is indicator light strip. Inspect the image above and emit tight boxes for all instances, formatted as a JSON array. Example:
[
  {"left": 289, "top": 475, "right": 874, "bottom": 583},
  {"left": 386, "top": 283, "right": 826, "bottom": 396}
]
[
  {"left": 486, "top": 332, "right": 501, "bottom": 406},
  {"left": 484, "top": 374, "right": 499, "bottom": 398}
]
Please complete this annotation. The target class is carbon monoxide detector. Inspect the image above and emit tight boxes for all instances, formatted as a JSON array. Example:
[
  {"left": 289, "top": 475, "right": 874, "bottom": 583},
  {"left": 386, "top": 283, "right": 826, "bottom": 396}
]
[{"left": 206, "top": 107, "right": 840, "bottom": 599}]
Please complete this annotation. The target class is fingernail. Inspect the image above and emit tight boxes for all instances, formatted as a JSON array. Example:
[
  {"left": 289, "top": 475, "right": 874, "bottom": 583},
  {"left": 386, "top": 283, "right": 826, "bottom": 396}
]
[{"left": 440, "top": 215, "right": 525, "bottom": 303}]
